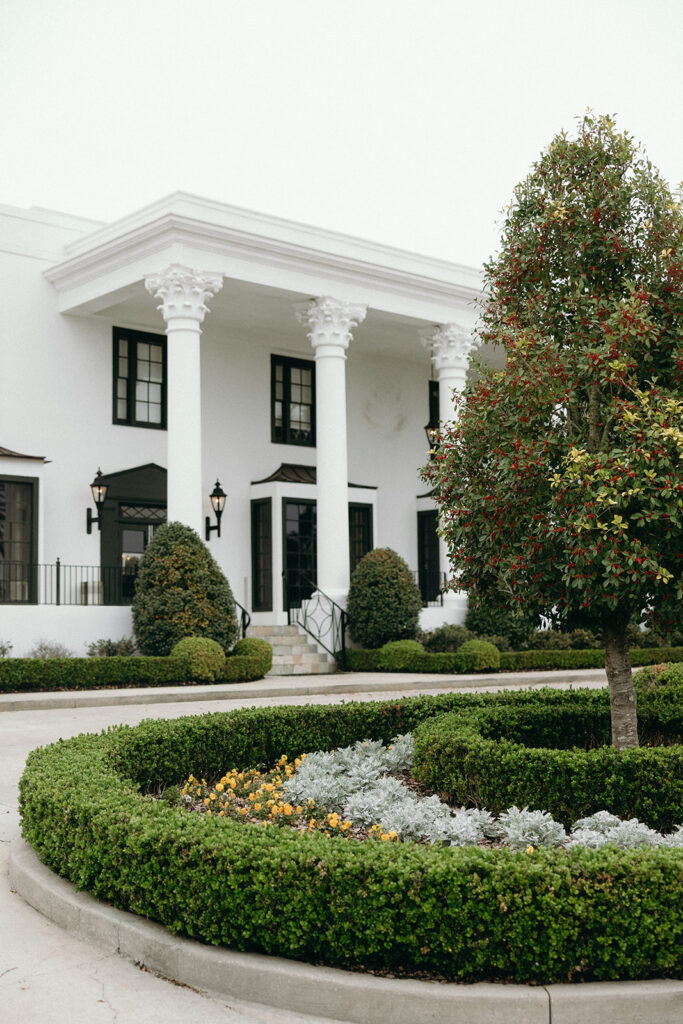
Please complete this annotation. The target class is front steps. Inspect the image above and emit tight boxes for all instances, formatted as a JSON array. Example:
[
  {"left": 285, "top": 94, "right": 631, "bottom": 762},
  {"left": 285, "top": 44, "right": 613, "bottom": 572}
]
[{"left": 247, "top": 624, "right": 337, "bottom": 676}]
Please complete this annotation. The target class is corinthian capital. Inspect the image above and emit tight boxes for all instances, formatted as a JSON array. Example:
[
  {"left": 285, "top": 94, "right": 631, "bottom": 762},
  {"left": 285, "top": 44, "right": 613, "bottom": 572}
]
[
  {"left": 145, "top": 264, "right": 223, "bottom": 324},
  {"left": 296, "top": 296, "right": 367, "bottom": 351},
  {"left": 422, "top": 323, "right": 478, "bottom": 374}
]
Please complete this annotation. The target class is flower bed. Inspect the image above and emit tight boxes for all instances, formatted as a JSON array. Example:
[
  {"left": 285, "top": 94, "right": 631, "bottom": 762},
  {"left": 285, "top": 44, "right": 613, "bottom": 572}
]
[{"left": 19, "top": 688, "right": 683, "bottom": 984}]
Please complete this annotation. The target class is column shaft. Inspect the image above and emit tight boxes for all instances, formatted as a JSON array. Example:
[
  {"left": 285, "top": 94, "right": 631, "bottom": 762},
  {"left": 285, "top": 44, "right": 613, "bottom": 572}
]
[
  {"left": 297, "top": 297, "right": 366, "bottom": 605},
  {"left": 166, "top": 318, "right": 203, "bottom": 533}
]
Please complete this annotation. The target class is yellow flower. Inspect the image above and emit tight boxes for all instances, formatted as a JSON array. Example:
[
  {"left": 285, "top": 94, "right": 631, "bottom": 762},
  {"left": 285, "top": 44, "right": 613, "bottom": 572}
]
[
  {"left": 203, "top": 798, "right": 210, "bottom": 805},
  {"left": 526, "top": 845, "right": 535, "bottom": 855},
  {"left": 254, "top": 803, "right": 262, "bottom": 811},
  {"left": 215, "top": 782, "right": 224, "bottom": 792}
]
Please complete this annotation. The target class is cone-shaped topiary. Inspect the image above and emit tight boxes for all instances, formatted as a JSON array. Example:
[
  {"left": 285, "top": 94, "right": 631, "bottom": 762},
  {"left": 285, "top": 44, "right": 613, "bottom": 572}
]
[
  {"left": 347, "top": 547, "right": 424, "bottom": 649},
  {"left": 132, "top": 522, "right": 238, "bottom": 655}
]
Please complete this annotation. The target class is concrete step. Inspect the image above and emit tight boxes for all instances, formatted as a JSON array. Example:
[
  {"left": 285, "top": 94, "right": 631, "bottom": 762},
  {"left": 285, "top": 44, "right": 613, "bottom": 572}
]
[{"left": 247, "top": 624, "right": 337, "bottom": 675}]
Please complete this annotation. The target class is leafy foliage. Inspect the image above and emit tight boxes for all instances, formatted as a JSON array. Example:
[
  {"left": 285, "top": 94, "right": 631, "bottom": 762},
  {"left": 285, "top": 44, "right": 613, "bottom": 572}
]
[
  {"left": 347, "top": 548, "right": 423, "bottom": 648},
  {"left": 376, "top": 639, "right": 425, "bottom": 670},
  {"left": 28, "top": 639, "right": 74, "bottom": 658},
  {"left": 170, "top": 637, "right": 226, "bottom": 682},
  {"left": 132, "top": 521, "right": 238, "bottom": 655},
  {"left": 456, "top": 639, "right": 501, "bottom": 672},
  {"left": 0, "top": 640, "right": 12, "bottom": 658}
]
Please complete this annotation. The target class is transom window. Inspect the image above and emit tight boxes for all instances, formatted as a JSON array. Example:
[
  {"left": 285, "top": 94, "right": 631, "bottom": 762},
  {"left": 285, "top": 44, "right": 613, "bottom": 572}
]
[
  {"left": 271, "top": 355, "right": 315, "bottom": 446},
  {"left": 113, "top": 328, "right": 167, "bottom": 429}
]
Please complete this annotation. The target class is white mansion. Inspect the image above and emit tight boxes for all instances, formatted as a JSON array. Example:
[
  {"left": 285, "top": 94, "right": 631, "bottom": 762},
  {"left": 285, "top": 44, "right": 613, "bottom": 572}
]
[{"left": 0, "top": 193, "right": 489, "bottom": 656}]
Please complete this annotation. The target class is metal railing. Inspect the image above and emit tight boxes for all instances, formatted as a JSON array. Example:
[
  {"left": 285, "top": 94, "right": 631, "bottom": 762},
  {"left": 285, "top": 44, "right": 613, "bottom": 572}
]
[
  {"left": 1, "top": 561, "right": 253, "bottom": 636},
  {"left": 412, "top": 570, "right": 447, "bottom": 607},
  {"left": 234, "top": 599, "right": 251, "bottom": 639},
  {"left": 283, "top": 570, "right": 347, "bottom": 668},
  {"left": 0, "top": 560, "right": 138, "bottom": 606}
]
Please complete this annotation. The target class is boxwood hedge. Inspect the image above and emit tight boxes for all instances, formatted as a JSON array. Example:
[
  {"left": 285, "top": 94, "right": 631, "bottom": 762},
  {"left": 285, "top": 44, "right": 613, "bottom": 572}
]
[
  {"left": 19, "top": 688, "right": 682, "bottom": 984},
  {"left": 412, "top": 696, "right": 683, "bottom": 831},
  {"left": 342, "top": 645, "right": 683, "bottom": 673},
  {"left": 0, "top": 646, "right": 272, "bottom": 693}
]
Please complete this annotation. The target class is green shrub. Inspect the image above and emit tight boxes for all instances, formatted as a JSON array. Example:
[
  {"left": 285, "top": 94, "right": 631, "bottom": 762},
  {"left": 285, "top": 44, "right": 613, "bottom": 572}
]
[
  {"left": 418, "top": 624, "right": 474, "bottom": 653},
  {"left": 0, "top": 640, "right": 12, "bottom": 658},
  {"left": 19, "top": 687, "right": 683, "bottom": 984},
  {"left": 346, "top": 548, "right": 423, "bottom": 648},
  {"left": 228, "top": 637, "right": 272, "bottom": 678},
  {"left": 521, "top": 627, "right": 601, "bottom": 650},
  {"left": 413, "top": 698, "right": 683, "bottom": 832},
  {"left": 29, "top": 639, "right": 74, "bottom": 658},
  {"left": 634, "top": 662, "right": 683, "bottom": 694},
  {"left": 499, "top": 646, "right": 683, "bottom": 672},
  {"left": 0, "top": 656, "right": 185, "bottom": 692},
  {"left": 171, "top": 637, "right": 226, "bottom": 683},
  {"left": 377, "top": 639, "right": 425, "bottom": 671},
  {"left": 132, "top": 522, "right": 238, "bottom": 656},
  {"left": 455, "top": 639, "right": 500, "bottom": 672},
  {"left": 86, "top": 636, "right": 138, "bottom": 657}
]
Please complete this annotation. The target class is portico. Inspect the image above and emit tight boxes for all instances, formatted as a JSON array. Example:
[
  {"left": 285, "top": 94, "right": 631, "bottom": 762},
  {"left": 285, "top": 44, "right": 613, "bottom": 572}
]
[{"left": 2, "top": 191, "right": 492, "bottom": 648}]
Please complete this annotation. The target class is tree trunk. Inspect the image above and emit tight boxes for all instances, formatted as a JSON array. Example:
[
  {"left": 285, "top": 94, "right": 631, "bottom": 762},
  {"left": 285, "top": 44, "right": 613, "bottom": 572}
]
[{"left": 603, "top": 617, "right": 638, "bottom": 749}]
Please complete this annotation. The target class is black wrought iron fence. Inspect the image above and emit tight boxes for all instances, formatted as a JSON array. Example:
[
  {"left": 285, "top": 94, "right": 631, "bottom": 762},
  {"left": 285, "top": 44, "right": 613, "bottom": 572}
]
[
  {"left": 0, "top": 560, "right": 252, "bottom": 635},
  {"left": 0, "top": 560, "right": 138, "bottom": 606}
]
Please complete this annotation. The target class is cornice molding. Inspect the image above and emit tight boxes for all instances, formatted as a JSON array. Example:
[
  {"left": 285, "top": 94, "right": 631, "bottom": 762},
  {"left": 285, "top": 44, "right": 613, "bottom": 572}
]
[{"left": 43, "top": 194, "right": 483, "bottom": 316}]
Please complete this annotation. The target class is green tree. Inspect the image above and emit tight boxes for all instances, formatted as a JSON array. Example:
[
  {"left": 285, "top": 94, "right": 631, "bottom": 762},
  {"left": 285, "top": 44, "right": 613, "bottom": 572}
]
[
  {"left": 132, "top": 521, "right": 238, "bottom": 655},
  {"left": 423, "top": 114, "right": 683, "bottom": 749}
]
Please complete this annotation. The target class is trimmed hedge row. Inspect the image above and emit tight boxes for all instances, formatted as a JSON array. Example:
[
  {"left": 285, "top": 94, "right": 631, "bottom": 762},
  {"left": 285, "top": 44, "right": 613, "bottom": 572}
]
[
  {"left": 0, "top": 646, "right": 272, "bottom": 693},
  {"left": 412, "top": 698, "right": 683, "bottom": 831},
  {"left": 19, "top": 687, "right": 683, "bottom": 984},
  {"left": 342, "top": 645, "right": 683, "bottom": 673}
]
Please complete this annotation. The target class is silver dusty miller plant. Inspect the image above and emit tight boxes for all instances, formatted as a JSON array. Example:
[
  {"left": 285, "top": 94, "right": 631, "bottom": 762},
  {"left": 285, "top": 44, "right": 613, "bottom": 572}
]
[{"left": 283, "top": 734, "right": 682, "bottom": 849}]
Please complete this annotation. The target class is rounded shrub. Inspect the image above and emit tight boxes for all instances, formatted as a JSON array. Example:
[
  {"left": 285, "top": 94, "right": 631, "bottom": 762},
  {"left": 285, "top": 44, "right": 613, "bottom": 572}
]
[
  {"left": 464, "top": 592, "right": 535, "bottom": 649},
  {"left": 229, "top": 637, "right": 273, "bottom": 677},
  {"left": 455, "top": 639, "right": 500, "bottom": 672},
  {"left": 347, "top": 548, "right": 423, "bottom": 648},
  {"left": 377, "top": 639, "right": 425, "bottom": 671},
  {"left": 170, "top": 637, "right": 227, "bottom": 683},
  {"left": 19, "top": 687, "right": 683, "bottom": 985},
  {"left": 132, "top": 522, "right": 238, "bottom": 656},
  {"left": 633, "top": 662, "right": 683, "bottom": 695}
]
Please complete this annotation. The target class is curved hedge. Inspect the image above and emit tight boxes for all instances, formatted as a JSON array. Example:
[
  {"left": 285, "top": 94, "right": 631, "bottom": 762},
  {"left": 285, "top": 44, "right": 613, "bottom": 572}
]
[
  {"left": 413, "top": 698, "right": 683, "bottom": 831},
  {"left": 19, "top": 688, "right": 682, "bottom": 984}
]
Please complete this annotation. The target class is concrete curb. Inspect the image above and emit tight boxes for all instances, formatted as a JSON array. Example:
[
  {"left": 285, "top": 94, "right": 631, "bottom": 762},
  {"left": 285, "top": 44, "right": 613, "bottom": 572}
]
[
  {"left": 10, "top": 839, "right": 682, "bottom": 1024},
  {"left": 0, "top": 668, "right": 607, "bottom": 712}
]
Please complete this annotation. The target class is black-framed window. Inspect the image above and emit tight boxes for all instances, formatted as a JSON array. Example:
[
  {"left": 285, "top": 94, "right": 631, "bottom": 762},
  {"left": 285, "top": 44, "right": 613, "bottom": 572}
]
[
  {"left": 348, "top": 503, "right": 373, "bottom": 575},
  {"left": 271, "top": 355, "right": 315, "bottom": 446},
  {"left": 113, "top": 328, "right": 167, "bottom": 429},
  {"left": 251, "top": 498, "right": 273, "bottom": 611},
  {"left": 0, "top": 476, "right": 38, "bottom": 604}
]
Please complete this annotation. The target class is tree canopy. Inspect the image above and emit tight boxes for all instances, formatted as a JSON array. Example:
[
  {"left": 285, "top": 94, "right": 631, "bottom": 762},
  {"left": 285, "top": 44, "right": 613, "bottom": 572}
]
[{"left": 423, "top": 114, "right": 683, "bottom": 747}]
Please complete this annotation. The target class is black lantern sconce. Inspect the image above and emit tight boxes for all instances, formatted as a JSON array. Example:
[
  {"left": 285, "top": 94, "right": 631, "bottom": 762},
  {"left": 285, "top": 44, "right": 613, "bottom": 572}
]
[
  {"left": 205, "top": 479, "right": 227, "bottom": 541},
  {"left": 87, "top": 468, "right": 109, "bottom": 533},
  {"left": 424, "top": 419, "right": 440, "bottom": 454}
]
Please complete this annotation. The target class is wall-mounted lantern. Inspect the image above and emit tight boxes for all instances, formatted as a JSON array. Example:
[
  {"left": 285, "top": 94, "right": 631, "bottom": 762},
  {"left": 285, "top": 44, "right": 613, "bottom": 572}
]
[
  {"left": 424, "top": 420, "right": 440, "bottom": 453},
  {"left": 205, "top": 479, "right": 226, "bottom": 541},
  {"left": 87, "top": 468, "right": 109, "bottom": 533}
]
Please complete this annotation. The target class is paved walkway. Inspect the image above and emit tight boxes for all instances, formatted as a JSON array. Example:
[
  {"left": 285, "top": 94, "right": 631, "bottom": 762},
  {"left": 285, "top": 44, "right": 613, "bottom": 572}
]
[{"left": 1, "top": 671, "right": 607, "bottom": 1024}]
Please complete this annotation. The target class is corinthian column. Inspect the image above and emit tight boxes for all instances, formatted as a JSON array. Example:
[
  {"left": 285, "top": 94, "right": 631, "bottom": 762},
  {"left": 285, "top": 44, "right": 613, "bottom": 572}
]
[
  {"left": 145, "top": 265, "right": 223, "bottom": 535},
  {"left": 297, "top": 296, "right": 366, "bottom": 604}
]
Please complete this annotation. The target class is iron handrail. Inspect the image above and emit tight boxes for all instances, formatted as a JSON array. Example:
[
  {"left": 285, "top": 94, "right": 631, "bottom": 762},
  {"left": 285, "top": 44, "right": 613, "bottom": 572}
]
[{"left": 283, "top": 571, "right": 347, "bottom": 669}]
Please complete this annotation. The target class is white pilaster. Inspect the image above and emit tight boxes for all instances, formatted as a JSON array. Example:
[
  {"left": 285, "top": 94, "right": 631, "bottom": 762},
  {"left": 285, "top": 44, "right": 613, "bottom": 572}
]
[
  {"left": 145, "top": 265, "right": 223, "bottom": 535},
  {"left": 296, "top": 296, "right": 366, "bottom": 604},
  {"left": 423, "top": 323, "right": 478, "bottom": 622}
]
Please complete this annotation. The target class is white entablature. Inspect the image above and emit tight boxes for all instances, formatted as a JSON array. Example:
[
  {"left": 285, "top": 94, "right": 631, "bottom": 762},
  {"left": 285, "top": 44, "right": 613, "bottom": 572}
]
[{"left": 43, "top": 191, "right": 482, "bottom": 325}]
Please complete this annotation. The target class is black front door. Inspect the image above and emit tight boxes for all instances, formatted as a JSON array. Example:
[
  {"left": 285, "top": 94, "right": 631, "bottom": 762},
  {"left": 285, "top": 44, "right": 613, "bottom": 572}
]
[{"left": 283, "top": 499, "right": 316, "bottom": 608}]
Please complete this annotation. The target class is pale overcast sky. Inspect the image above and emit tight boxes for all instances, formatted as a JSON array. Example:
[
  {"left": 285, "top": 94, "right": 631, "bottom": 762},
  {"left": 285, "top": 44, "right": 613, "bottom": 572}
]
[{"left": 1, "top": 0, "right": 681, "bottom": 268}]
